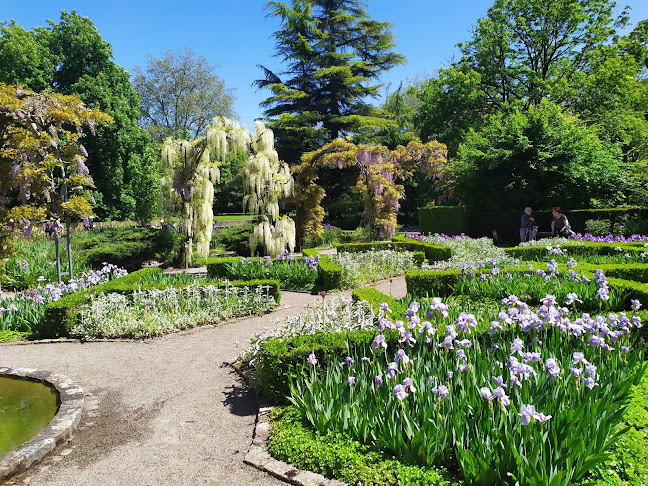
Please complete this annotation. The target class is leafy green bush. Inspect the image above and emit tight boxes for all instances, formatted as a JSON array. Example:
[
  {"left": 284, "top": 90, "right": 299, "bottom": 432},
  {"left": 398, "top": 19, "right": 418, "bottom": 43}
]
[
  {"left": 77, "top": 226, "right": 180, "bottom": 271},
  {"left": 314, "top": 254, "right": 344, "bottom": 291},
  {"left": 504, "top": 242, "right": 646, "bottom": 262},
  {"left": 212, "top": 224, "right": 255, "bottom": 256},
  {"left": 584, "top": 219, "right": 612, "bottom": 236},
  {"left": 267, "top": 407, "right": 452, "bottom": 486}
]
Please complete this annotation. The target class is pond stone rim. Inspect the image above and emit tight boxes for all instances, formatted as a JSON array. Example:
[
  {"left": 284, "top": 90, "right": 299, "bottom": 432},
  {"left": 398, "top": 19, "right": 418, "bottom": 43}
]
[{"left": 0, "top": 367, "right": 84, "bottom": 480}]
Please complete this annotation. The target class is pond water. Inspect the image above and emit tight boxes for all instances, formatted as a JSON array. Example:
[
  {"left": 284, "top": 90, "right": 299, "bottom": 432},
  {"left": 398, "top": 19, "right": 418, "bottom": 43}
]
[{"left": 0, "top": 376, "right": 59, "bottom": 459}]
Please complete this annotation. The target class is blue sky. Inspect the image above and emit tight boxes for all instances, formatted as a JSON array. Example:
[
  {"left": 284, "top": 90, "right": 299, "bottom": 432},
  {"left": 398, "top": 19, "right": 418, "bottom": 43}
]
[{"left": 3, "top": 1, "right": 647, "bottom": 129}]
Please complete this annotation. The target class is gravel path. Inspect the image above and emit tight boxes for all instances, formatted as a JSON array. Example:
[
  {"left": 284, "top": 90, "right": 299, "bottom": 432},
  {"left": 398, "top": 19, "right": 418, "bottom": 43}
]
[{"left": 0, "top": 277, "right": 406, "bottom": 486}]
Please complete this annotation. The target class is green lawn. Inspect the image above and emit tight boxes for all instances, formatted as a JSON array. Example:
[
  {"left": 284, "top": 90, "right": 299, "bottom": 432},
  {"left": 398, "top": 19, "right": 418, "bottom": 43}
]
[{"left": 213, "top": 214, "right": 256, "bottom": 221}]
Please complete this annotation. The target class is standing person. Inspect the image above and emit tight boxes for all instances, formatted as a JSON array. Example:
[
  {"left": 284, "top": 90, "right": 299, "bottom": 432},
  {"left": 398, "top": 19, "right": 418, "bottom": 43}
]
[
  {"left": 520, "top": 207, "right": 538, "bottom": 242},
  {"left": 551, "top": 207, "right": 574, "bottom": 238}
]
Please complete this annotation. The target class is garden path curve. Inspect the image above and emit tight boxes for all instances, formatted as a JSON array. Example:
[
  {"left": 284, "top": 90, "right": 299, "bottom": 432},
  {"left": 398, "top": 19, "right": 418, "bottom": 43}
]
[{"left": 0, "top": 277, "right": 406, "bottom": 486}]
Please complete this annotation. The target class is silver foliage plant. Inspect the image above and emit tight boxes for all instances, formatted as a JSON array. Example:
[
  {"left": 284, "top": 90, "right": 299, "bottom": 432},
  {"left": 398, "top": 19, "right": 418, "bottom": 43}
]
[
  {"left": 420, "top": 235, "right": 520, "bottom": 269},
  {"left": 240, "top": 296, "right": 376, "bottom": 368}
]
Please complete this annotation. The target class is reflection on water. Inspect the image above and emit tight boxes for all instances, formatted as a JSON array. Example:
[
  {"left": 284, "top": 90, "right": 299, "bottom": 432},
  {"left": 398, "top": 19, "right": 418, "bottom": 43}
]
[{"left": 0, "top": 376, "right": 59, "bottom": 459}]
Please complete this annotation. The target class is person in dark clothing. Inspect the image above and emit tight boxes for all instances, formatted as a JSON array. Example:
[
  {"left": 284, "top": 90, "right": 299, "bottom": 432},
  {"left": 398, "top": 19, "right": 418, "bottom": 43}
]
[
  {"left": 520, "top": 207, "right": 538, "bottom": 242},
  {"left": 551, "top": 207, "right": 574, "bottom": 238}
]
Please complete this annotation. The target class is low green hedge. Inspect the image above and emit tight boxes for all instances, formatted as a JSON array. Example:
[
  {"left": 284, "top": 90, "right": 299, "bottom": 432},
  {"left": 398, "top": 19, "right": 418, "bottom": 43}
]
[
  {"left": 391, "top": 236, "right": 453, "bottom": 263},
  {"left": 206, "top": 257, "right": 243, "bottom": 278},
  {"left": 255, "top": 330, "right": 378, "bottom": 403},
  {"left": 42, "top": 268, "right": 281, "bottom": 338},
  {"left": 351, "top": 287, "right": 407, "bottom": 317},
  {"left": 316, "top": 255, "right": 344, "bottom": 291},
  {"left": 267, "top": 407, "right": 452, "bottom": 486},
  {"left": 504, "top": 242, "right": 646, "bottom": 260}
]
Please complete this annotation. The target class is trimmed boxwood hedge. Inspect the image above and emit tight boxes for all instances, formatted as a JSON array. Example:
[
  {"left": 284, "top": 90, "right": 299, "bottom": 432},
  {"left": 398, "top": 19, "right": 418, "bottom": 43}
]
[
  {"left": 254, "top": 329, "right": 378, "bottom": 403},
  {"left": 267, "top": 406, "right": 453, "bottom": 486},
  {"left": 42, "top": 267, "right": 281, "bottom": 339},
  {"left": 504, "top": 242, "right": 646, "bottom": 260}
]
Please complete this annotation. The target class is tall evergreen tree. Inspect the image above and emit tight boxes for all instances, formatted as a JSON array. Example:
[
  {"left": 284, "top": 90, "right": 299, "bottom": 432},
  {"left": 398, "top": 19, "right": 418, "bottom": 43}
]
[{"left": 256, "top": 0, "right": 405, "bottom": 163}]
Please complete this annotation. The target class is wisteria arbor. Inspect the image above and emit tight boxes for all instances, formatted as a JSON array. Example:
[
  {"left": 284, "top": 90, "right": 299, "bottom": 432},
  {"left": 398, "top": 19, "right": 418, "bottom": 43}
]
[
  {"left": 161, "top": 118, "right": 295, "bottom": 265},
  {"left": 292, "top": 139, "right": 451, "bottom": 246}
]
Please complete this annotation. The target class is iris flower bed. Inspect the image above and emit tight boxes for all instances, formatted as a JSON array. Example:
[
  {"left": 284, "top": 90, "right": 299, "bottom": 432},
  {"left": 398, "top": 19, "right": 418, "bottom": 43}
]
[
  {"left": 0, "top": 263, "right": 127, "bottom": 336},
  {"left": 332, "top": 249, "right": 418, "bottom": 288},
  {"left": 517, "top": 243, "right": 648, "bottom": 265},
  {"left": 220, "top": 250, "right": 318, "bottom": 290},
  {"left": 289, "top": 296, "right": 645, "bottom": 485},
  {"left": 446, "top": 262, "right": 628, "bottom": 312},
  {"left": 73, "top": 282, "right": 277, "bottom": 339}
]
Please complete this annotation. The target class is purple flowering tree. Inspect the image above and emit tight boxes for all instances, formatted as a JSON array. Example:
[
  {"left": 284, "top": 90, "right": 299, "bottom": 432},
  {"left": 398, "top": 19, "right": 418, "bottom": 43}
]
[
  {"left": 292, "top": 138, "right": 452, "bottom": 245},
  {"left": 0, "top": 83, "right": 112, "bottom": 256}
]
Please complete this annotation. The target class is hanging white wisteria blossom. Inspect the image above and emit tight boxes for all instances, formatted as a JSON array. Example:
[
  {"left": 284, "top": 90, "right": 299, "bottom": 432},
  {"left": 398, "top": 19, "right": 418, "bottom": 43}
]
[
  {"left": 243, "top": 121, "right": 295, "bottom": 256},
  {"left": 161, "top": 118, "right": 294, "bottom": 263}
]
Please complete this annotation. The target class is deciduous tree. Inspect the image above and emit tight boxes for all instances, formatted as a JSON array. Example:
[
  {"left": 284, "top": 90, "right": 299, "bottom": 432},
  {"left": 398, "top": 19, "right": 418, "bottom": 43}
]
[{"left": 133, "top": 48, "right": 236, "bottom": 142}]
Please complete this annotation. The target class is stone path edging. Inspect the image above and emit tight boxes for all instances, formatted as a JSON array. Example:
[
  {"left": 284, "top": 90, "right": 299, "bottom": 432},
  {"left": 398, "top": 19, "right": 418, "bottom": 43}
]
[
  {"left": 0, "top": 368, "right": 84, "bottom": 480},
  {"left": 244, "top": 403, "right": 347, "bottom": 486}
]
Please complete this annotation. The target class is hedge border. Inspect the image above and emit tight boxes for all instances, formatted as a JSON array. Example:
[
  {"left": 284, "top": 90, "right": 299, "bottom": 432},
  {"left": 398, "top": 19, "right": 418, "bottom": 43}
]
[{"left": 42, "top": 267, "right": 281, "bottom": 338}]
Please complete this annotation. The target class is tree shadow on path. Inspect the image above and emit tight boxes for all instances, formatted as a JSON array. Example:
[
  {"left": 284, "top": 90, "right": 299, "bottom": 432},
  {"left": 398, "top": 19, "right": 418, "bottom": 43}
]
[{"left": 221, "top": 363, "right": 258, "bottom": 417}]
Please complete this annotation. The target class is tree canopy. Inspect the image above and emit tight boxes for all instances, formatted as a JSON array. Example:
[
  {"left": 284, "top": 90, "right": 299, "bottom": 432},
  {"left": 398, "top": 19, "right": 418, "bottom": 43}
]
[
  {"left": 453, "top": 100, "right": 625, "bottom": 210},
  {"left": 256, "top": 0, "right": 406, "bottom": 164},
  {"left": 0, "top": 83, "right": 112, "bottom": 239},
  {"left": 133, "top": 48, "right": 237, "bottom": 142},
  {"left": 0, "top": 11, "right": 159, "bottom": 221}
]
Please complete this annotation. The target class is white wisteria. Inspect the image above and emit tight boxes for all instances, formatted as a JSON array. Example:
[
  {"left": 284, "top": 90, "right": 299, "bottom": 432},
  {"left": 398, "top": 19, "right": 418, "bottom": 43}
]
[
  {"left": 161, "top": 117, "right": 253, "bottom": 265},
  {"left": 243, "top": 121, "right": 295, "bottom": 256}
]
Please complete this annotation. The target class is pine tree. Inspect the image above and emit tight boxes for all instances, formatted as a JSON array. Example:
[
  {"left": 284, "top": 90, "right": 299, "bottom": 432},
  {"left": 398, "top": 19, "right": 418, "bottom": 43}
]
[{"left": 256, "top": 0, "right": 405, "bottom": 163}]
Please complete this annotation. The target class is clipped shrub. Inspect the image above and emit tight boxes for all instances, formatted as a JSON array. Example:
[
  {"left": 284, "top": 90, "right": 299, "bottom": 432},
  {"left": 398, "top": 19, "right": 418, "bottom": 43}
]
[
  {"left": 254, "top": 330, "right": 378, "bottom": 403},
  {"left": 316, "top": 255, "right": 344, "bottom": 290},
  {"left": 267, "top": 407, "right": 452, "bottom": 486},
  {"left": 418, "top": 205, "right": 469, "bottom": 235},
  {"left": 78, "top": 226, "right": 180, "bottom": 272}
]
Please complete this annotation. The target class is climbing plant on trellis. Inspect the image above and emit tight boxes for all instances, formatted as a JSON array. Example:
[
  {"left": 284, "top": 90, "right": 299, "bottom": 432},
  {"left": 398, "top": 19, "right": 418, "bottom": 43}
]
[
  {"left": 161, "top": 117, "right": 294, "bottom": 264},
  {"left": 292, "top": 138, "right": 451, "bottom": 246}
]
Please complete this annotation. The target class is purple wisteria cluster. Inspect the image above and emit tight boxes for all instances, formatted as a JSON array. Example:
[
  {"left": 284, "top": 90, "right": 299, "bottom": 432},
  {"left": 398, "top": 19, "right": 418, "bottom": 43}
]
[{"left": 12, "top": 262, "right": 127, "bottom": 305}]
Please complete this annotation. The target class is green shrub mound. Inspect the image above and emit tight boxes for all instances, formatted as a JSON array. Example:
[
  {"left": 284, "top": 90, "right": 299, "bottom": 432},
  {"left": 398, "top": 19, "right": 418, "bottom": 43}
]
[
  {"left": 77, "top": 226, "right": 181, "bottom": 271},
  {"left": 212, "top": 224, "right": 256, "bottom": 256},
  {"left": 418, "top": 205, "right": 469, "bottom": 236},
  {"left": 267, "top": 407, "right": 452, "bottom": 486}
]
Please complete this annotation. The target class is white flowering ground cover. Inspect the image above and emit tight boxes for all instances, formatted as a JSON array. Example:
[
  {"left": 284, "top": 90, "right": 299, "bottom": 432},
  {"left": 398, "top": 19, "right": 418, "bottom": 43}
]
[
  {"left": 332, "top": 249, "right": 418, "bottom": 288},
  {"left": 416, "top": 235, "right": 520, "bottom": 269},
  {"left": 73, "top": 283, "right": 277, "bottom": 339}
]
